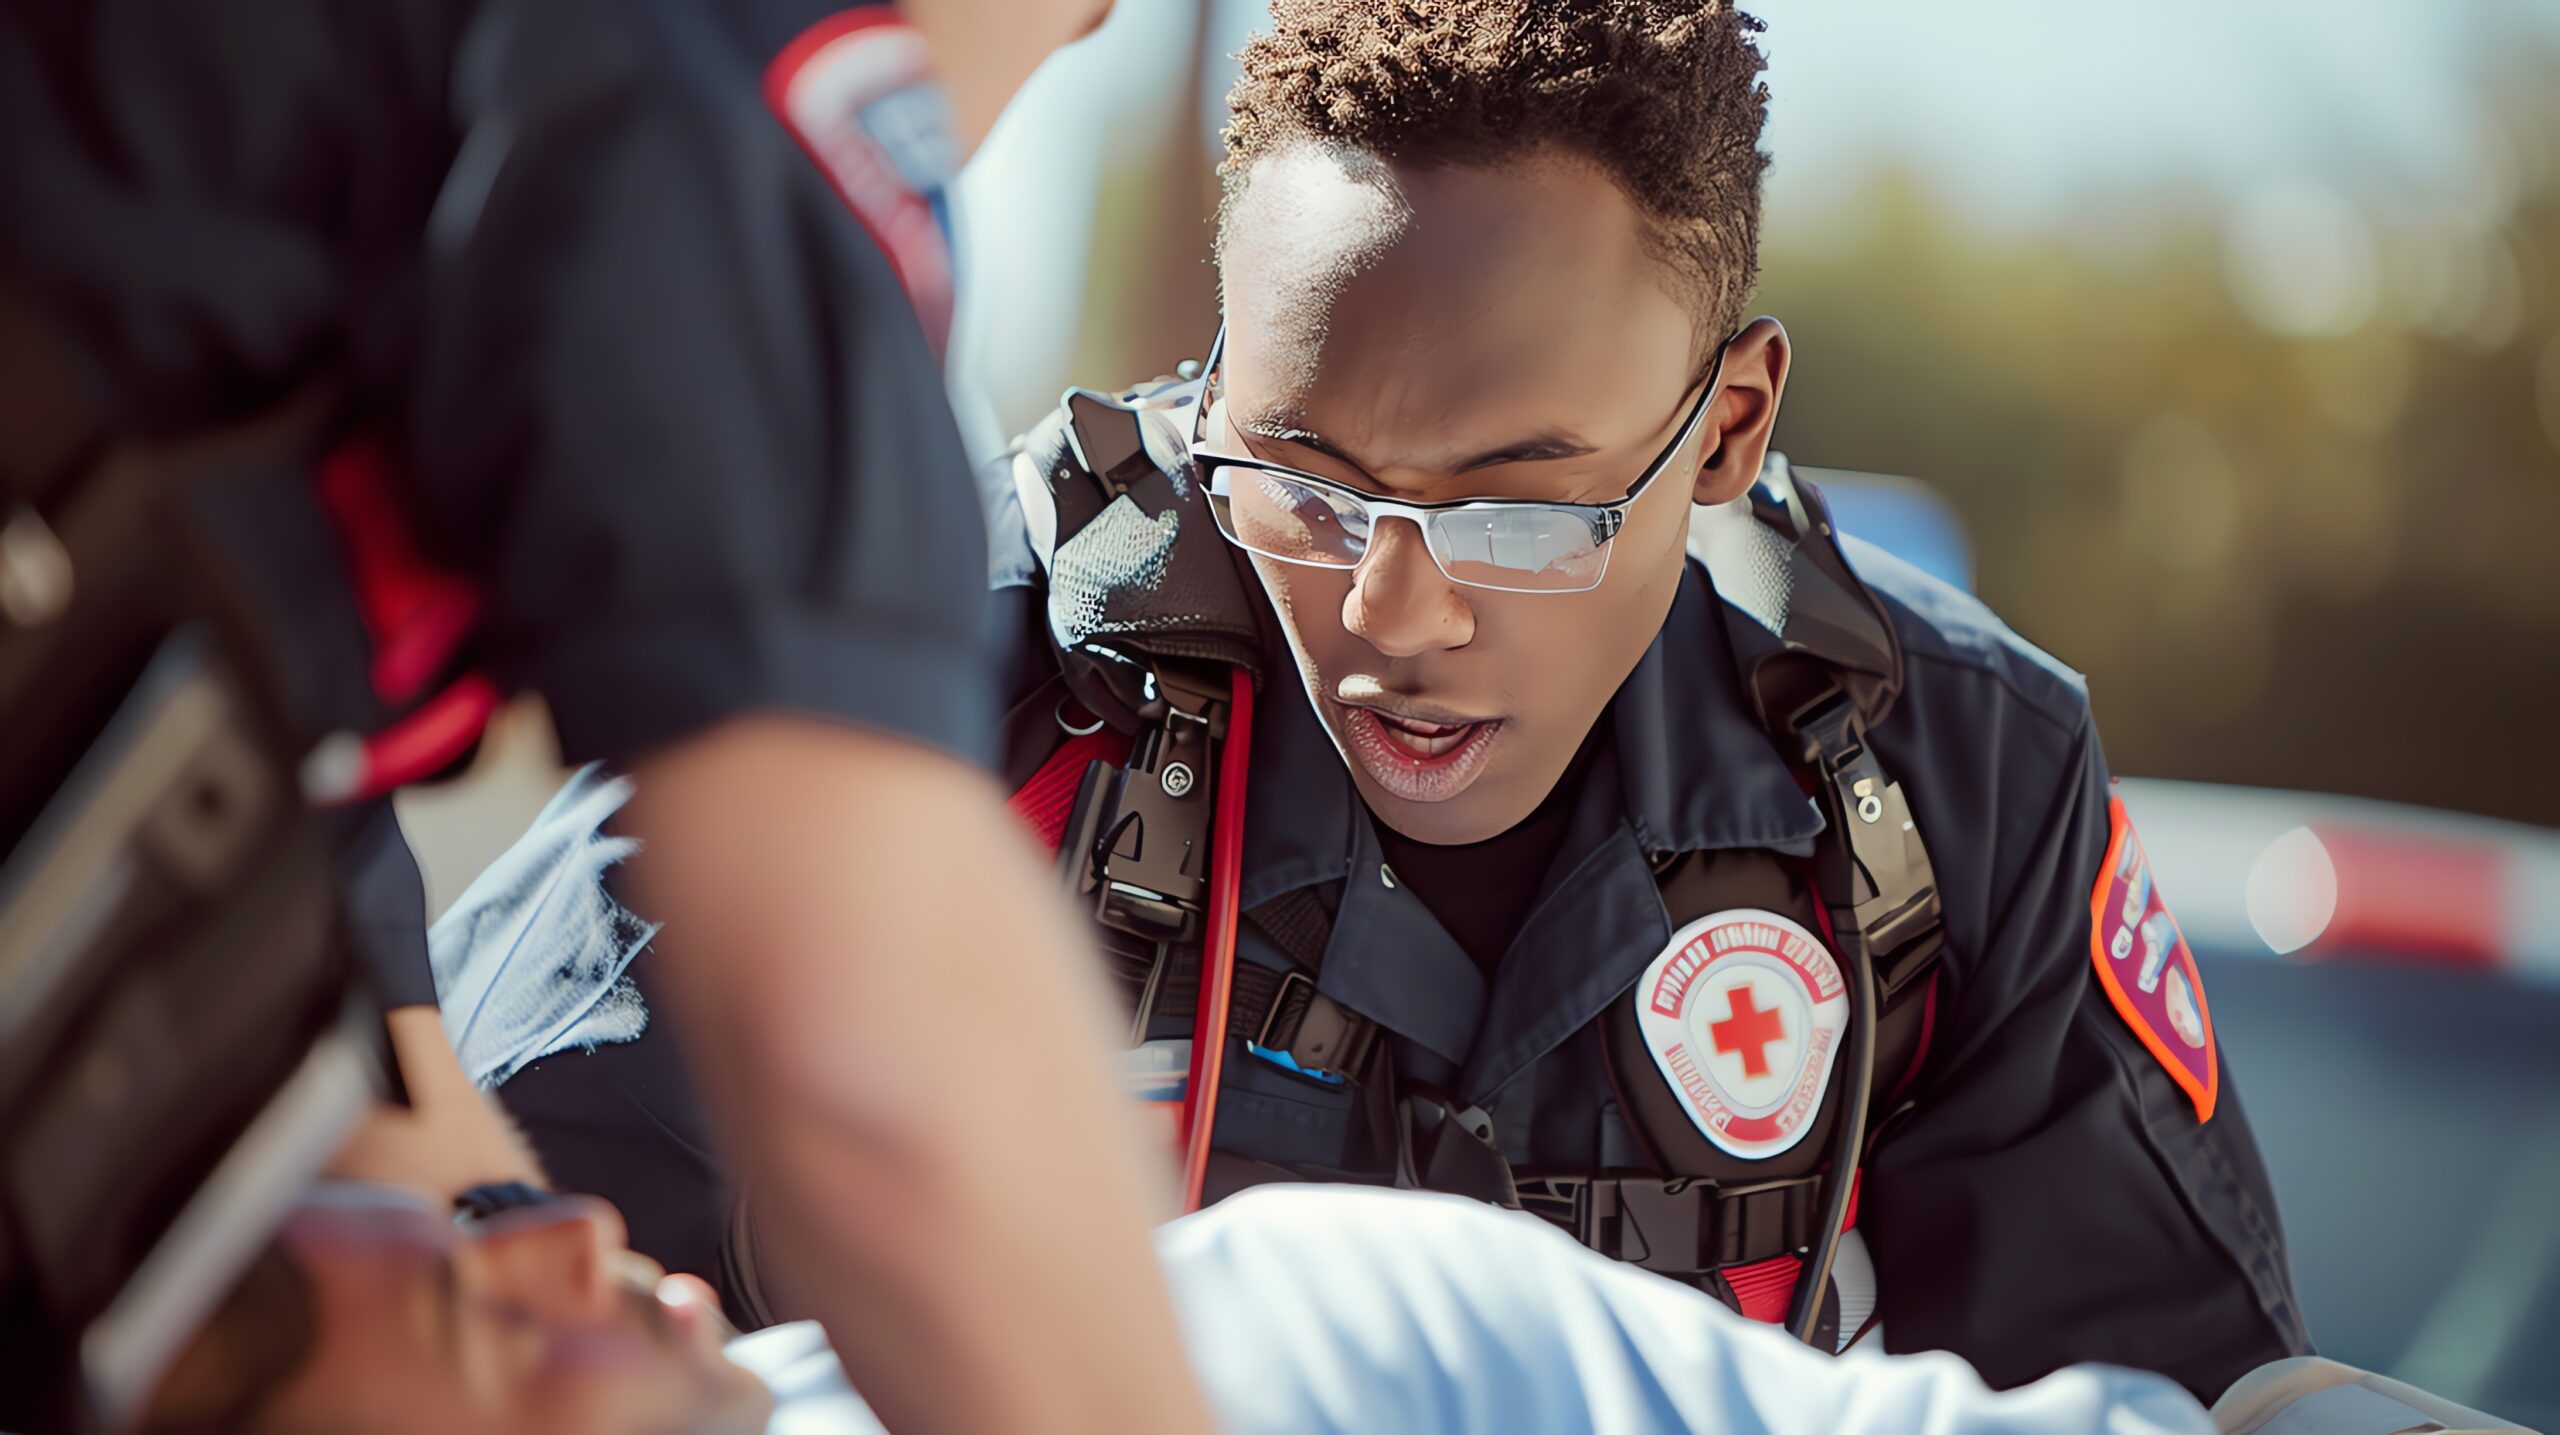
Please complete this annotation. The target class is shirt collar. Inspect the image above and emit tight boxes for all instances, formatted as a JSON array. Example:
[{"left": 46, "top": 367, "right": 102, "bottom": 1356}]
[
  {"left": 1239, "top": 557, "right": 1821, "bottom": 898},
  {"left": 1609, "top": 560, "right": 1826, "bottom": 859}
]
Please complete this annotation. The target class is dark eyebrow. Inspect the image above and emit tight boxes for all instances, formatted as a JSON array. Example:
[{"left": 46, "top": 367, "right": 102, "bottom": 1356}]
[
  {"left": 1236, "top": 415, "right": 1339, "bottom": 456},
  {"left": 1237, "top": 414, "right": 1597, "bottom": 476},
  {"left": 1449, "top": 433, "right": 1597, "bottom": 472}
]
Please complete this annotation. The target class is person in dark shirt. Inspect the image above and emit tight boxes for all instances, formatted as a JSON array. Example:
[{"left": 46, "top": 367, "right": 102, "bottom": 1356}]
[
  {"left": 993, "top": 0, "right": 2310, "bottom": 1403},
  {"left": 0, "top": 3, "right": 1212, "bottom": 1431}
]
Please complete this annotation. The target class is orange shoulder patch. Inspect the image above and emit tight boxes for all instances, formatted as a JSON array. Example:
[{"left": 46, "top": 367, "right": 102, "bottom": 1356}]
[{"left": 2089, "top": 797, "right": 2218, "bottom": 1122}]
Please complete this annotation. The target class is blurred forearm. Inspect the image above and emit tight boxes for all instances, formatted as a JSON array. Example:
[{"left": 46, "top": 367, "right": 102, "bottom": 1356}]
[{"left": 621, "top": 716, "right": 1209, "bottom": 1435}]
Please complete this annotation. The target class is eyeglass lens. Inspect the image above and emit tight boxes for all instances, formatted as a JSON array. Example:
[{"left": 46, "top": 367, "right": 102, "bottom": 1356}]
[{"left": 1210, "top": 467, "right": 1611, "bottom": 593}]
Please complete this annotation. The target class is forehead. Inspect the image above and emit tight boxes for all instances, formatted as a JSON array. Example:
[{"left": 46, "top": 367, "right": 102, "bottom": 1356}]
[{"left": 1218, "top": 144, "right": 1694, "bottom": 456}]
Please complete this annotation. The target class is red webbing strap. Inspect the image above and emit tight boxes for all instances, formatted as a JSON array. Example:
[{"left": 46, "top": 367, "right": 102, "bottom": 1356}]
[
  {"left": 1179, "top": 668, "right": 1254, "bottom": 1213},
  {"left": 1007, "top": 726, "right": 1132, "bottom": 850},
  {"left": 1723, "top": 1254, "right": 1802, "bottom": 1325},
  {"left": 304, "top": 434, "right": 502, "bottom": 805},
  {"left": 1719, "top": 1169, "right": 1862, "bottom": 1328},
  {"left": 358, "top": 674, "right": 503, "bottom": 791},
  {"left": 312, "top": 437, "right": 481, "bottom": 707}
]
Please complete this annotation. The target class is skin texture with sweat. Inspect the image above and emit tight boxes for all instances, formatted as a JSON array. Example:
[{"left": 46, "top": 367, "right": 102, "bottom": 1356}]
[{"left": 1211, "top": 142, "right": 1792, "bottom": 845}]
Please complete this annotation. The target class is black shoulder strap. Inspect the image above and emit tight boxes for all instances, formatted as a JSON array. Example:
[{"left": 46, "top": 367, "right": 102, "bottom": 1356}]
[
  {"left": 1706, "top": 456, "right": 1947, "bottom": 1342},
  {"left": 1711, "top": 454, "right": 1905, "bottom": 732},
  {"left": 1708, "top": 455, "right": 1946, "bottom": 999},
  {"left": 1023, "top": 380, "right": 1261, "bottom": 1030}
]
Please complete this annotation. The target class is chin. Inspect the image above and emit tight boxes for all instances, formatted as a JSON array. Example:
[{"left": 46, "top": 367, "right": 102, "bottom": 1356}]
[{"left": 1363, "top": 779, "right": 1530, "bottom": 847}]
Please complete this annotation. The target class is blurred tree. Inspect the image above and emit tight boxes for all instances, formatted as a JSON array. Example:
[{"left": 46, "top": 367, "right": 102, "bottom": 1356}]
[{"left": 1761, "top": 40, "right": 2560, "bottom": 825}]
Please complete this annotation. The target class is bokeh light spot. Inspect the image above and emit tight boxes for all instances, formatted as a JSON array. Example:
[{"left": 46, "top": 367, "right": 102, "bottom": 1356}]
[
  {"left": 2223, "top": 183, "right": 2380, "bottom": 339},
  {"left": 2248, "top": 825, "right": 2340, "bottom": 957}
]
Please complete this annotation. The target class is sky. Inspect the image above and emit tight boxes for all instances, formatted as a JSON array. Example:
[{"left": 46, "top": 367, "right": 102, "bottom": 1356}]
[{"left": 1747, "top": 0, "right": 2560, "bottom": 232}]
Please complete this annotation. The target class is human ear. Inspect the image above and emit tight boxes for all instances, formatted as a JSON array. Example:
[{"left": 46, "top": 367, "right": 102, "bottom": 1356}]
[{"left": 1691, "top": 317, "right": 1790, "bottom": 507}]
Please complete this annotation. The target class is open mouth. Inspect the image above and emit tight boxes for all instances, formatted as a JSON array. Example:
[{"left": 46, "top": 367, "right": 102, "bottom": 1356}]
[{"left": 1336, "top": 702, "right": 1504, "bottom": 804}]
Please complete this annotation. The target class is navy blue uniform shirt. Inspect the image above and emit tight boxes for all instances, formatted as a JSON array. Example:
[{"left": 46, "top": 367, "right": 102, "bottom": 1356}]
[
  {"left": 1, "top": 0, "right": 995, "bottom": 1003},
  {"left": 1011, "top": 509, "right": 2311, "bottom": 1399}
]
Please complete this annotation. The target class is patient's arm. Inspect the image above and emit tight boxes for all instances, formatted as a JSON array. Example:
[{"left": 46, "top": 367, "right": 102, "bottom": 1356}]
[
  {"left": 326, "top": 1006, "right": 546, "bottom": 1203},
  {"left": 727, "top": 1184, "right": 2230, "bottom": 1435}
]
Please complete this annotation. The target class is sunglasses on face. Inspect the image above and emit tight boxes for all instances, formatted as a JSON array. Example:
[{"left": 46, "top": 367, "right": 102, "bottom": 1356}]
[{"left": 1190, "top": 329, "right": 1730, "bottom": 595}]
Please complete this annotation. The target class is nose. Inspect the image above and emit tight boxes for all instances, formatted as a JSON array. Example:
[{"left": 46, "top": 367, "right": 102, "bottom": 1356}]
[
  {"left": 462, "top": 1195, "right": 648, "bottom": 1324},
  {"left": 1342, "top": 516, "right": 1473, "bottom": 658}
]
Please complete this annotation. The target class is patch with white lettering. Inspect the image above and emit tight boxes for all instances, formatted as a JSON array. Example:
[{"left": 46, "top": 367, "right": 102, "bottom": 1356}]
[
  {"left": 2090, "top": 797, "right": 2218, "bottom": 1122},
  {"left": 1633, "top": 908, "right": 1849, "bottom": 1161}
]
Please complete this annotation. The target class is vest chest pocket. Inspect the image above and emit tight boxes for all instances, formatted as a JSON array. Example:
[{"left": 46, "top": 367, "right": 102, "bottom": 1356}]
[{"left": 1211, "top": 1047, "right": 1374, "bottom": 1173}]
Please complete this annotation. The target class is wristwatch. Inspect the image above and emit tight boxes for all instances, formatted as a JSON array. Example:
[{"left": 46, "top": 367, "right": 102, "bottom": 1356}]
[{"left": 452, "top": 1181, "right": 559, "bottom": 1225}]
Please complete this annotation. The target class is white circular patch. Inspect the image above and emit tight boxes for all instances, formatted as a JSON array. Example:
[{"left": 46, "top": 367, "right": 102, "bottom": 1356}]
[{"left": 1632, "top": 908, "right": 1850, "bottom": 1161}]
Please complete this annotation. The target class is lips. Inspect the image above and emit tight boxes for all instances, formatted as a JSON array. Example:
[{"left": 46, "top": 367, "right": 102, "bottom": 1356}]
[{"left": 1337, "top": 701, "right": 1503, "bottom": 804}]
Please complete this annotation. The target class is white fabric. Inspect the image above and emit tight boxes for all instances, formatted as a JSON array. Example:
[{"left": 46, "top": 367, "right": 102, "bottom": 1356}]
[
  {"left": 426, "top": 765, "right": 657, "bottom": 1087},
  {"left": 1687, "top": 488, "right": 1795, "bottom": 636},
  {"left": 727, "top": 1186, "right": 2217, "bottom": 1435}
]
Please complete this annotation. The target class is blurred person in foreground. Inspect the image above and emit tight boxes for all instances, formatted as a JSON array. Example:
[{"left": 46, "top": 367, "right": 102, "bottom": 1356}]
[
  {"left": 975, "top": 0, "right": 2310, "bottom": 1402},
  {"left": 0, "top": 2, "right": 1209, "bottom": 1431}
]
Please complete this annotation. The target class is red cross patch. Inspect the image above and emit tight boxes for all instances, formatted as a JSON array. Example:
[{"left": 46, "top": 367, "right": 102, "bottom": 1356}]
[
  {"left": 2089, "top": 797, "right": 2218, "bottom": 1123},
  {"left": 1631, "top": 908, "right": 1850, "bottom": 1161}
]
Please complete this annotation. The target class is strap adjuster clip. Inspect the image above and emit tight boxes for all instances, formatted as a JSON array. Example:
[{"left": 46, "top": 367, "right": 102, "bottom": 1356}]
[
  {"left": 1254, "top": 969, "right": 1314, "bottom": 1051},
  {"left": 1247, "top": 969, "right": 1379, "bottom": 1084},
  {"left": 1244, "top": 970, "right": 1350, "bottom": 1085}
]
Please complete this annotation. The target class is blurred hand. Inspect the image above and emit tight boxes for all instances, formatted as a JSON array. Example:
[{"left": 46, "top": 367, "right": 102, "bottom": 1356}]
[{"left": 328, "top": 1006, "right": 546, "bottom": 1203}]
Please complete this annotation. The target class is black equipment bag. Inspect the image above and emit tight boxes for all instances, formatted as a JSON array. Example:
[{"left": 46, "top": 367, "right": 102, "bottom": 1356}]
[{"left": 0, "top": 293, "right": 390, "bottom": 1433}]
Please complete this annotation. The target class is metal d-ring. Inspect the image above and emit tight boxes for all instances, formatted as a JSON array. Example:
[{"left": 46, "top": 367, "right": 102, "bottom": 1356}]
[{"left": 1056, "top": 697, "right": 1107, "bottom": 737}]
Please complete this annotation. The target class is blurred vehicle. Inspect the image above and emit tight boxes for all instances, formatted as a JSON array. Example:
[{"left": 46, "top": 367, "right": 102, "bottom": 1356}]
[
  {"left": 1799, "top": 467, "right": 1975, "bottom": 592},
  {"left": 1829, "top": 471, "right": 2559, "bottom": 1429},
  {"left": 2124, "top": 777, "right": 2560, "bottom": 1432}
]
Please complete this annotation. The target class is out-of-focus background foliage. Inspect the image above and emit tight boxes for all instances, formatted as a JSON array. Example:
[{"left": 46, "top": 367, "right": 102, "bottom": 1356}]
[{"left": 953, "top": 0, "right": 2560, "bottom": 827}]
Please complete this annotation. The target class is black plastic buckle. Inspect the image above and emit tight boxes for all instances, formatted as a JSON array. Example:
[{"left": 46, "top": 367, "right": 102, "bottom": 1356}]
[
  {"left": 1791, "top": 690, "right": 1944, "bottom": 998},
  {"left": 1253, "top": 969, "right": 1315, "bottom": 1051},
  {"left": 1061, "top": 665, "right": 1226, "bottom": 947},
  {"left": 1250, "top": 970, "right": 1378, "bottom": 1083},
  {"left": 1519, "top": 1175, "right": 1824, "bottom": 1275}
]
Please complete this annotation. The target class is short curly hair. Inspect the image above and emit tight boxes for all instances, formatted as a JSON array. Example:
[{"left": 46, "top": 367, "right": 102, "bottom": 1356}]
[{"left": 1219, "top": 0, "right": 1771, "bottom": 348}]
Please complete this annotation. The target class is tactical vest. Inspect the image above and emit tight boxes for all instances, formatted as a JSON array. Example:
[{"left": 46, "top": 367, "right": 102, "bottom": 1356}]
[{"left": 1010, "top": 378, "right": 1948, "bottom": 1349}]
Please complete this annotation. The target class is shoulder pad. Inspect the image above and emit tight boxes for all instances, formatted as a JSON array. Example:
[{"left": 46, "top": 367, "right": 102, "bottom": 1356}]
[
  {"left": 1839, "top": 536, "right": 2090, "bottom": 730},
  {"left": 1690, "top": 453, "right": 1905, "bottom": 735},
  {"left": 1007, "top": 375, "right": 1266, "bottom": 732}
]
